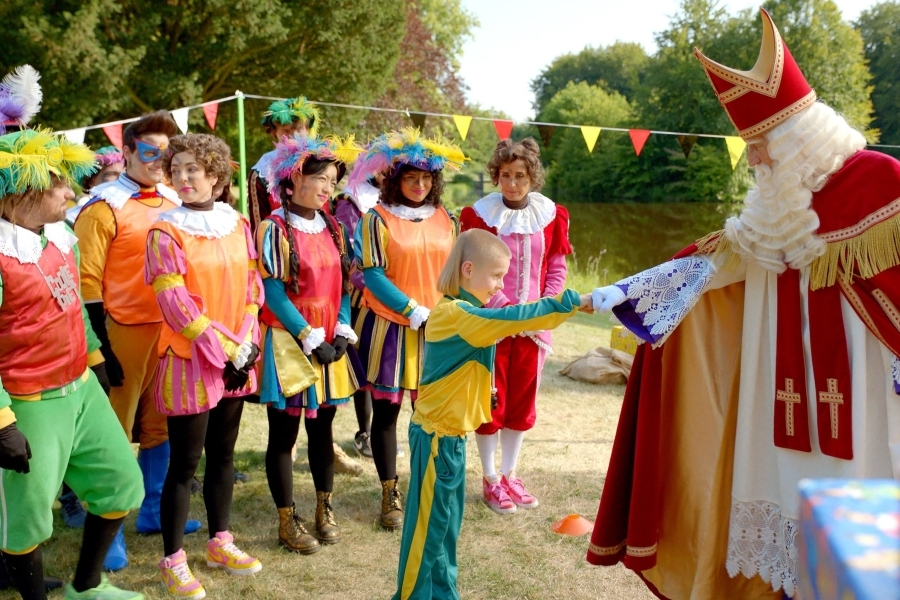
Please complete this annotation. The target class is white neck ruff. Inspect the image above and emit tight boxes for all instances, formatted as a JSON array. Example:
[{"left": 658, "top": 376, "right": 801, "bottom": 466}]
[
  {"left": 381, "top": 202, "right": 437, "bottom": 221},
  {"left": 155, "top": 203, "right": 241, "bottom": 239},
  {"left": 0, "top": 219, "right": 76, "bottom": 264},
  {"left": 272, "top": 208, "right": 327, "bottom": 234},
  {"left": 346, "top": 181, "right": 380, "bottom": 214},
  {"left": 473, "top": 192, "right": 556, "bottom": 236},
  {"left": 91, "top": 173, "right": 182, "bottom": 211}
]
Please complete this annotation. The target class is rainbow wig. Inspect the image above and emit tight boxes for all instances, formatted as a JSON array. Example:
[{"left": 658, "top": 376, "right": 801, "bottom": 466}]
[
  {"left": 261, "top": 97, "right": 321, "bottom": 135},
  {"left": 0, "top": 65, "right": 42, "bottom": 134},
  {"left": 347, "top": 127, "right": 466, "bottom": 189},
  {"left": 266, "top": 134, "right": 363, "bottom": 191},
  {"left": 0, "top": 129, "right": 97, "bottom": 197},
  {"left": 95, "top": 146, "right": 124, "bottom": 167}
]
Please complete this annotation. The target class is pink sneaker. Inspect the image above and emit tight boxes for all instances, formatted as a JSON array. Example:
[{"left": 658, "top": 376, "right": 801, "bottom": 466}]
[
  {"left": 482, "top": 477, "right": 516, "bottom": 514},
  {"left": 206, "top": 531, "right": 262, "bottom": 576},
  {"left": 503, "top": 473, "right": 539, "bottom": 509},
  {"left": 159, "top": 549, "right": 206, "bottom": 598}
]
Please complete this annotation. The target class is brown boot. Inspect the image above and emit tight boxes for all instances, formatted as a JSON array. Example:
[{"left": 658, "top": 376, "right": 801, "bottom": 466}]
[
  {"left": 380, "top": 477, "right": 404, "bottom": 530},
  {"left": 277, "top": 504, "right": 321, "bottom": 554},
  {"left": 315, "top": 491, "right": 342, "bottom": 544}
]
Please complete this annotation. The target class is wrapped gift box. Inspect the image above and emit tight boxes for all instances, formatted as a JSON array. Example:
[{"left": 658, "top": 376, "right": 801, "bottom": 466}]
[
  {"left": 610, "top": 325, "right": 638, "bottom": 356},
  {"left": 798, "top": 479, "right": 900, "bottom": 600}
]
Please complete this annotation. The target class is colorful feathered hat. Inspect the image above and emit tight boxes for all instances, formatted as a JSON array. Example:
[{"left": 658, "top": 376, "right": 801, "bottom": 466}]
[
  {"left": 0, "top": 65, "right": 42, "bottom": 134},
  {"left": 94, "top": 145, "right": 124, "bottom": 167},
  {"left": 348, "top": 128, "right": 466, "bottom": 189},
  {"left": 261, "top": 97, "right": 321, "bottom": 135},
  {"left": 266, "top": 134, "right": 363, "bottom": 190},
  {"left": 0, "top": 129, "right": 97, "bottom": 198}
]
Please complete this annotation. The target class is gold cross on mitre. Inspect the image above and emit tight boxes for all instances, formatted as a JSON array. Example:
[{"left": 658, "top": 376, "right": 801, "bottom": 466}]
[
  {"left": 818, "top": 378, "right": 844, "bottom": 439},
  {"left": 776, "top": 378, "right": 802, "bottom": 436}
]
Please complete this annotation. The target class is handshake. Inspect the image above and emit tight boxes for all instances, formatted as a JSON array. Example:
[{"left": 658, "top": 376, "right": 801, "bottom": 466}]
[{"left": 578, "top": 285, "right": 627, "bottom": 314}]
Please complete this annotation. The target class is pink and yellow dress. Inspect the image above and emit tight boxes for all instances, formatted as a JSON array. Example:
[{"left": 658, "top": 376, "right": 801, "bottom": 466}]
[{"left": 144, "top": 203, "right": 263, "bottom": 415}]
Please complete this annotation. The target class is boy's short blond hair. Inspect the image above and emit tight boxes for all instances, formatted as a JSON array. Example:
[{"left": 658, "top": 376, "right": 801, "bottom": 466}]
[{"left": 437, "top": 229, "right": 511, "bottom": 296}]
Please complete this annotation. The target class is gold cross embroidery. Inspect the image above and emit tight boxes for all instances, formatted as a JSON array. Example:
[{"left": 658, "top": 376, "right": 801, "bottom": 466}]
[
  {"left": 776, "top": 378, "right": 802, "bottom": 436},
  {"left": 818, "top": 378, "right": 844, "bottom": 439}
]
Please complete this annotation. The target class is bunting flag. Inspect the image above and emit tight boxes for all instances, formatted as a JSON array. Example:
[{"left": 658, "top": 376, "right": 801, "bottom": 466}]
[
  {"left": 725, "top": 136, "right": 747, "bottom": 170},
  {"left": 537, "top": 124, "right": 556, "bottom": 148},
  {"left": 102, "top": 123, "right": 123, "bottom": 149},
  {"left": 62, "top": 128, "right": 86, "bottom": 144},
  {"left": 493, "top": 120, "right": 513, "bottom": 141},
  {"left": 581, "top": 126, "right": 601, "bottom": 153},
  {"left": 629, "top": 129, "right": 651, "bottom": 156},
  {"left": 452, "top": 114, "right": 472, "bottom": 141},
  {"left": 409, "top": 112, "right": 427, "bottom": 130},
  {"left": 677, "top": 135, "right": 698, "bottom": 159},
  {"left": 171, "top": 107, "right": 189, "bottom": 134},
  {"left": 203, "top": 103, "right": 219, "bottom": 130}
]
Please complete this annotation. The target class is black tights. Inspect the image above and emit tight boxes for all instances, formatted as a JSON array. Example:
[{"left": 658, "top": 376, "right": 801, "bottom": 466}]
[
  {"left": 353, "top": 389, "right": 372, "bottom": 436},
  {"left": 265, "top": 407, "right": 335, "bottom": 508},
  {"left": 371, "top": 400, "right": 401, "bottom": 481},
  {"left": 161, "top": 398, "right": 244, "bottom": 556}
]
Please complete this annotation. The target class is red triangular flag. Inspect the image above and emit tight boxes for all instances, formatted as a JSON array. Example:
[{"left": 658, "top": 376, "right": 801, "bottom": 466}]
[
  {"left": 102, "top": 123, "right": 123, "bottom": 149},
  {"left": 629, "top": 129, "right": 651, "bottom": 156},
  {"left": 203, "top": 103, "right": 219, "bottom": 130},
  {"left": 493, "top": 120, "right": 513, "bottom": 141}
]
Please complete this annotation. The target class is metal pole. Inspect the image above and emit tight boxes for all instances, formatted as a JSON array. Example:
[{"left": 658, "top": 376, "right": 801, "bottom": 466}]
[{"left": 236, "top": 90, "right": 248, "bottom": 216}]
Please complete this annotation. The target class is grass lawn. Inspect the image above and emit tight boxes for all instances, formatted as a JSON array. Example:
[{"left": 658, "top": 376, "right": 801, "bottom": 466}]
[{"left": 5, "top": 312, "right": 654, "bottom": 600}]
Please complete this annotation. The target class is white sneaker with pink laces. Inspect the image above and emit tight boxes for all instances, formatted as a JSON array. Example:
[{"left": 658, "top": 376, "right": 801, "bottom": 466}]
[
  {"left": 482, "top": 476, "right": 517, "bottom": 514},
  {"left": 502, "top": 473, "right": 539, "bottom": 509}
]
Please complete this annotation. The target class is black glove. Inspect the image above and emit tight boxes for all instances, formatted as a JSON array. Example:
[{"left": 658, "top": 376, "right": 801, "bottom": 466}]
[
  {"left": 243, "top": 343, "right": 260, "bottom": 369},
  {"left": 90, "top": 363, "right": 111, "bottom": 395},
  {"left": 223, "top": 363, "right": 250, "bottom": 392},
  {"left": 332, "top": 336, "right": 350, "bottom": 361},
  {"left": 85, "top": 302, "right": 124, "bottom": 387},
  {"left": 311, "top": 341, "right": 337, "bottom": 365},
  {"left": 0, "top": 423, "right": 31, "bottom": 474}
]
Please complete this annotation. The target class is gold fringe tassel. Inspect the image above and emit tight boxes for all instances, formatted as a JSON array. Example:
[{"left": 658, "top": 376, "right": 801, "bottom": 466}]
[{"left": 810, "top": 213, "right": 900, "bottom": 290}]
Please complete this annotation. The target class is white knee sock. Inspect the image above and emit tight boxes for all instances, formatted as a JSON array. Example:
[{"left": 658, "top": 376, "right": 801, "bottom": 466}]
[
  {"left": 475, "top": 433, "right": 499, "bottom": 479},
  {"left": 500, "top": 429, "right": 526, "bottom": 477}
]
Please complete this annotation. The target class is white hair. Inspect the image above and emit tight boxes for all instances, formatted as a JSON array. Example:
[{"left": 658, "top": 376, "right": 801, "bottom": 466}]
[{"left": 724, "top": 102, "right": 867, "bottom": 273}]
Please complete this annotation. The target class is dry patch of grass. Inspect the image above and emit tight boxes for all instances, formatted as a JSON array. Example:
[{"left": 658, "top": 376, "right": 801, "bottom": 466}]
[{"left": 4, "top": 315, "right": 654, "bottom": 600}]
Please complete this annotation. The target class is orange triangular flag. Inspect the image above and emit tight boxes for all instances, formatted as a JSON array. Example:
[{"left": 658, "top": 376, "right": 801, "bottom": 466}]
[
  {"left": 102, "top": 123, "right": 123, "bottom": 149},
  {"left": 493, "top": 120, "right": 513, "bottom": 141},
  {"left": 629, "top": 129, "right": 651, "bottom": 156},
  {"left": 203, "top": 103, "right": 219, "bottom": 130}
]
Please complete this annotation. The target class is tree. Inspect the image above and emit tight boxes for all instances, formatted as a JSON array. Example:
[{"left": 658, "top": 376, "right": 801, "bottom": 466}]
[
  {"left": 856, "top": 1, "right": 900, "bottom": 146},
  {"left": 531, "top": 42, "right": 649, "bottom": 113}
]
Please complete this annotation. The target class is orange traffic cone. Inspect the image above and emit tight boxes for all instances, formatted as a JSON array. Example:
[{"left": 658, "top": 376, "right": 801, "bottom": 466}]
[{"left": 551, "top": 514, "right": 593, "bottom": 536}]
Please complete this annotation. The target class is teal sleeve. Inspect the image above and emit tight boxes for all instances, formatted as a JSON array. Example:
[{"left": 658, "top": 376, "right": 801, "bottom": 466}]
[
  {"left": 363, "top": 267, "right": 415, "bottom": 316},
  {"left": 339, "top": 293, "right": 351, "bottom": 326},
  {"left": 73, "top": 240, "right": 102, "bottom": 354},
  {"left": 262, "top": 278, "right": 310, "bottom": 338}
]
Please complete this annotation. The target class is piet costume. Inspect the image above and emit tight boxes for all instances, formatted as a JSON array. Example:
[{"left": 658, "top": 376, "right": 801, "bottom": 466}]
[
  {"left": 587, "top": 10, "right": 900, "bottom": 600},
  {"left": 0, "top": 129, "right": 144, "bottom": 600},
  {"left": 67, "top": 146, "right": 124, "bottom": 223},
  {"left": 334, "top": 162, "right": 381, "bottom": 309},
  {"left": 248, "top": 96, "right": 320, "bottom": 233}
]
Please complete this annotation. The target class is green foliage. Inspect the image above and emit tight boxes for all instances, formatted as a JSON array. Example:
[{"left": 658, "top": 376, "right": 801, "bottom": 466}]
[
  {"left": 417, "top": 0, "right": 479, "bottom": 70},
  {"left": 856, "top": 1, "right": 900, "bottom": 146}
]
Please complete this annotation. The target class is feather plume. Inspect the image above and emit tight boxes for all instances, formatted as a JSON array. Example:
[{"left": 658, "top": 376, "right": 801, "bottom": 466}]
[
  {"left": 265, "top": 133, "right": 362, "bottom": 190},
  {"left": 347, "top": 128, "right": 467, "bottom": 189},
  {"left": 0, "top": 128, "right": 96, "bottom": 197},
  {"left": 1, "top": 65, "right": 42, "bottom": 125}
]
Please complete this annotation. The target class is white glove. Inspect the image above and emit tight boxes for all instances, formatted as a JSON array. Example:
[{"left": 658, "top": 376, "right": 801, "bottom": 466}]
[
  {"left": 232, "top": 340, "right": 254, "bottom": 370},
  {"left": 408, "top": 305, "right": 430, "bottom": 331},
  {"left": 592, "top": 285, "right": 627, "bottom": 313},
  {"left": 300, "top": 327, "right": 327, "bottom": 355},
  {"left": 334, "top": 323, "right": 359, "bottom": 345}
]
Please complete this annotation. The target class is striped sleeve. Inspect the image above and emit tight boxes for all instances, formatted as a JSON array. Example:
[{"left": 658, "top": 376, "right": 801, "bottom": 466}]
[
  {"left": 257, "top": 219, "right": 290, "bottom": 282},
  {"left": 359, "top": 210, "right": 390, "bottom": 270}
]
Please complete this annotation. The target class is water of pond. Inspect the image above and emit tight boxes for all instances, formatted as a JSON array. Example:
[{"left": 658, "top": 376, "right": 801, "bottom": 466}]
[{"left": 559, "top": 202, "right": 739, "bottom": 283}]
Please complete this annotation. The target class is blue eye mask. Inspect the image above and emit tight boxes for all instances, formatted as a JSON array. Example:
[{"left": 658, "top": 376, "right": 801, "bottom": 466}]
[{"left": 134, "top": 139, "right": 167, "bottom": 163}]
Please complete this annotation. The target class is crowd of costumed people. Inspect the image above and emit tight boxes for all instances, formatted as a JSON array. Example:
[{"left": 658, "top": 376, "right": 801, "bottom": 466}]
[{"left": 1, "top": 8, "right": 900, "bottom": 600}]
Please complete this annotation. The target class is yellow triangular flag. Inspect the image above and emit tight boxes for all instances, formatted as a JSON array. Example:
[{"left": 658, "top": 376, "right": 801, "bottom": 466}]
[
  {"left": 725, "top": 136, "right": 747, "bottom": 170},
  {"left": 581, "top": 126, "right": 601, "bottom": 153},
  {"left": 452, "top": 115, "right": 473, "bottom": 141}
]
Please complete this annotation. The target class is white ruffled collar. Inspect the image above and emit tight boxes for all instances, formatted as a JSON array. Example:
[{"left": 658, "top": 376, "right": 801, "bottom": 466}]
[
  {"left": 91, "top": 173, "right": 182, "bottom": 211},
  {"left": 345, "top": 181, "right": 380, "bottom": 214},
  {"left": 0, "top": 219, "right": 76, "bottom": 264},
  {"left": 272, "top": 208, "right": 327, "bottom": 234},
  {"left": 381, "top": 202, "right": 437, "bottom": 222},
  {"left": 155, "top": 203, "right": 240, "bottom": 239},
  {"left": 473, "top": 192, "right": 556, "bottom": 236}
]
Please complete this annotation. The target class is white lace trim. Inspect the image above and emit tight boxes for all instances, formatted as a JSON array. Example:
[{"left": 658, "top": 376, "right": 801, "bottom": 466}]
[
  {"left": 0, "top": 219, "right": 76, "bottom": 264},
  {"left": 473, "top": 192, "right": 556, "bottom": 236},
  {"left": 892, "top": 355, "right": 900, "bottom": 393},
  {"left": 334, "top": 323, "right": 359, "bottom": 345},
  {"left": 617, "top": 256, "right": 717, "bottom": 348},
  {"left": 253, "top": 150, "right": 276, "bottom": 175},
  {"left": 91, "top": 173, "right": 181, "bottom": 210},
  {"left": 272, "top": 208, "right": 327, "bottom": 234},
  {"left": 726, "top": 498, "right": 799, "bottom": 598},
  {"left": 155, "top": 203, "right": 240, "bottom": 239},
  {"left": 381, "top": 202, "right": 436, "bottom": 221},
  {"left": 345, "top": 181, "right": 380, "bottom": 214}
]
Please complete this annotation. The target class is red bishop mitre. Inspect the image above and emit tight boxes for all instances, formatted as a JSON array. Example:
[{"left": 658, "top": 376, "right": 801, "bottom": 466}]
[{"left": 694, "top": 8, "right": 817, "bottom": 140}]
